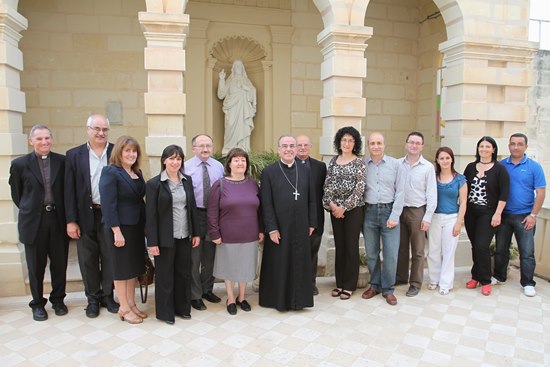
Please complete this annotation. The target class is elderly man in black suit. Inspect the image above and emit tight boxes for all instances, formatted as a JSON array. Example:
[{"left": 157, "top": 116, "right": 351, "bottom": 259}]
[
  {"left": 295, "top": 135, "right": 327, "bottom": 295},
  {"left": 65, "top": 114, "right": 119, "bottom": 318},
  {"left": 9, "top": 125, "right": 70, "bottom": 321}
]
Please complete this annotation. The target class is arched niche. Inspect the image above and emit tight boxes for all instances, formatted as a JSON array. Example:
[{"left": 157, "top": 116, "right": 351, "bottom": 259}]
[{"left": 208, "top": 36, "right": 267, "bottom": 154}]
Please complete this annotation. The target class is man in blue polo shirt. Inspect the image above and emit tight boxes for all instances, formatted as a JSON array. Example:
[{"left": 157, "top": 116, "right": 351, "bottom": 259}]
[{"left": 493, "top": 133, "right": 546, "bottom": 297}]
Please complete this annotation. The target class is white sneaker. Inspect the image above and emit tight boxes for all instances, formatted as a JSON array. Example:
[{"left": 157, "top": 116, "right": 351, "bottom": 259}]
[
  {"left": 491, "top": 276, "right": 505, "bottom": 285},
  {"left": 439, "top": 288, "right": 449, "bottom": 295},
  {"left": 523, "top": 286, "right": 536, "bottom": 297},
  {"left": 428, "top": 283, "right": 438, "bottom": 290}
]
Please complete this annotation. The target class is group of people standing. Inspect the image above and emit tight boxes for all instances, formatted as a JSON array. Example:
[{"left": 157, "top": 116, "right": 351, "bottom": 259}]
[
  {"left": 323, "top": 128, "right": 545, "bottom": 307},
  {"left": 8, "top": 119, "right": 545, "bottom": 325}
]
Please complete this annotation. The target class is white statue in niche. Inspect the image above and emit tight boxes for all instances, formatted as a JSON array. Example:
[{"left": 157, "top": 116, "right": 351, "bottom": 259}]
[{"left": 217, "top": 60, "right": 257, "bottom": 154}]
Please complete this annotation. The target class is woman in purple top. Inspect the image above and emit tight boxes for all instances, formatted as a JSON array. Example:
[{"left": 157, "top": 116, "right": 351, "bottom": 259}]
[{"left": 207, "top": 148, "right": 263, "bottom": 315}]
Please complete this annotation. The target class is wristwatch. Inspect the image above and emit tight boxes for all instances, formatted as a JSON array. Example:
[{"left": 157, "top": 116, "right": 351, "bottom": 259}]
[{"left": 530, "top": 213, "right": 538, "bottom": 219}]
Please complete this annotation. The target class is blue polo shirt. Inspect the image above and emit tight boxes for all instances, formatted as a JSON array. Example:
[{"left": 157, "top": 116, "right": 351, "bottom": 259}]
[{"left": 500, "top": 155, "right": 546, "bottom": 214}]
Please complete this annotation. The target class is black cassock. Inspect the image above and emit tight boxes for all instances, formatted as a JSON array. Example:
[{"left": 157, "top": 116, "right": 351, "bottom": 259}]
[{"left": 259, "top": 161, "right": 317, "bottom": 311}]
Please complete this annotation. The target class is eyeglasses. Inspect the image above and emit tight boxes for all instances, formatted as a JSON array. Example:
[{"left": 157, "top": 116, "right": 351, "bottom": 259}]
[
  {"left": 88, "top": 126, "right": 110, "bottom": 134},
  {"left": 194, "top": 144, "right": 213, "bottom": 150},
  {"left": 407, "top": 141, "right": 423, "bottom": 146},
  {"left": 279, "top": 144, "right": 296, "bottom": 149},
  {"left": 297, "top": 144, "right": 311, "bottom": 148}
]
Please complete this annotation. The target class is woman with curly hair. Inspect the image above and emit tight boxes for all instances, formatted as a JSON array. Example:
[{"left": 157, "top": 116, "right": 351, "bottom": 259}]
[{"left": 322, "top": 126, "right": 366, "bottom": 300}]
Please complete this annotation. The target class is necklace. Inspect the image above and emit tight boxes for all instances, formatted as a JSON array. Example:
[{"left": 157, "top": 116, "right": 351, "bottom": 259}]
[
  {"left": 479, "top": 161, "right": 493, "bottom": 164},
  {"left": 278, "top": 161, "right": 300, "bottom": 200}
]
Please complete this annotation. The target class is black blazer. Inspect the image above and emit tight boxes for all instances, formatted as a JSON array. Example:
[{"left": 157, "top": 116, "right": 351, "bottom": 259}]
[
  {"left": 297, "top": 156, "right": 327, "bottom": 236},
  {"left": 9, "top": 152, "right": 67, "bottom": 244},
  {"left": 64, "top": 143, "right": 114, "bottom": 233},
  {"left": 145, "top": 174, "right": 200, "bottom": 248},
  {"left": 99, "top": 165, "right": 145, "bottom": 228}
]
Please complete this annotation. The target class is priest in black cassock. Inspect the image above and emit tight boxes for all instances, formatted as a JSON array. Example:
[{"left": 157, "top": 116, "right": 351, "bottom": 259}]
[{"left": 259, "top": 135, "right": 317, "bottom": 311}]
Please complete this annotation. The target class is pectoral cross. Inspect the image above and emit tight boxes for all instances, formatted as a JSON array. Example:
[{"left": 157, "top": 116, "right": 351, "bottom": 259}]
[{"left": 293, "top": 190, "right": 300, "bottom": 201}]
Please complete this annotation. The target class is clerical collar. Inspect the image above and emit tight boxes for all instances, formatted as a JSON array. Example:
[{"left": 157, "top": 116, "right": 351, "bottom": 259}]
[
  {"left": 280, "top": 159, "right": 295, "bottom": 168},
  {"left": 35, "top": 152, "right": 49, "bottom": 160}
]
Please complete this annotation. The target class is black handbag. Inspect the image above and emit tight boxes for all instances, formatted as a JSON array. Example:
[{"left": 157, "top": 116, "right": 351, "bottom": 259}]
[{"left": 137, "top": 251, "right": 155, "bottom": 303}]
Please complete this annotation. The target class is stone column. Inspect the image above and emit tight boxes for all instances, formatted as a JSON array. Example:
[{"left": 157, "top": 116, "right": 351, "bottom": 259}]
[
  {"left": 139, "top": 0, "right": 189, "bottom": 174},
  {"left": 0, "top": 3, "right": 28, "bottom": 296},
  {"left": 439, "top": 39, "right": 537, "bottom": 170}
]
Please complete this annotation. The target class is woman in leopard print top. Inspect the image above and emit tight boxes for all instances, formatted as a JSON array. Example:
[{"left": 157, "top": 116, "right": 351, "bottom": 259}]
[{"left": 322, "top": 126, "right": 366, "bottom": 300}]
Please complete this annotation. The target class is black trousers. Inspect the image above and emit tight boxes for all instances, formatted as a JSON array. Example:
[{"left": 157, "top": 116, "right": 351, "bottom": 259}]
[
  {"left": 77, "top": 208, "right": 114, "bottom": 304},
  {"left": 24, "top": 209, "right": 69, "bottom": 309},
  {"left": 155, "top": 238, "right": 192, "bottom": 321},
  {"left": 331, "top": 206, "right": 364, "bottom": 291},
  {"left": 190, "top": 210, "right": 216, "bottom": 299},
  {"left": 464, "top": 204, "right": 496, "bottom": 285},
  {"left": 310, "top": 231, "right": 322, "bottom": 285}
]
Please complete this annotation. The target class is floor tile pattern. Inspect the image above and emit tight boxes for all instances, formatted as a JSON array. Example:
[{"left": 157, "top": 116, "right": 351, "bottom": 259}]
[{"left": 1, "top": 267, "right": 549, "bottom": 366}]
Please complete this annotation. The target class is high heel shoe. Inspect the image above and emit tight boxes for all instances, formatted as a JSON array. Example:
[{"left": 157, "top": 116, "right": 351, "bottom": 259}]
[
  {"left": 118, "top": 310, "right": 143, "bottom": 324},
  {"left": 130, "top": 305, "right": 148, "bottom": 319}
]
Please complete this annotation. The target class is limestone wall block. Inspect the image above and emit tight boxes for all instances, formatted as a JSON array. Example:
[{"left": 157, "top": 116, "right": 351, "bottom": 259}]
[
  {"left": 306, "top": 96, "right": 320, "bottom": 112},
  {"left": 293, "top": 45, "right": 324, "bottom": 64},
  {"left": 291, "top": 79, "right": 303, "bottom": 94},
  {"left": 291, "top": 63, "right": 306, "bottom": 78},
  {"left": 382, "top": 100, "right": 411, "bottom": 116},
  {"left": 366, "top": 99, "right": 381, "bottom": 114},
  {"left": 365, "top": 115, "right": 391, "bottom": 131},
  {"left": 66, "top": 14, "right": 100, "bottom": 33},
  {"left": 291, "top": 111, "right": 317, "bottom": 128},
  {"left": 320, "top": 57, "right": 367, "bottom": 79},
  {"left": 320, "top": 97, "right": 366, "bottom": 117},
  {"left": 365, "top": 84, "right": 405, "bottom": 99},
  {"left": 21, "top": 71, "right": 49, "bottom": 89},
  {"left": 374, "top": 53, "right": 399, "bottom": 68},
  {"left": 144, "top": 47, "right": 185, "bottom": 71},
  {"left": 144, "top": 92, "right": 186, "bottom": 115},
  {"left": 148, "top": 70, "right": 183, "bottom": 92},
  {"left": 387, "top": 4, "right": 417, "bottom": 22},
  {"left": 0, "top": 132, "right": 27, "bottom": 155},
  {"left": 323, "top": 77, "right": 363, "bottom": 96},
  {"left": 146, "top": 115, "right": 184, "bottom": 135},
  {"left": 73, "top": 90, "right": 139, "bottom": 109},
  {"left": 50, "top": 71, "right": 111, "bottom": 89},
  {"left": 291, "top": 95, "right": 306, "bottom": 110},
  {"left": 305, "top": 63, "right": 321, "bottom": 79},
  {"left": 24, "top": 12, "right": 65, "bottom": 32},
  {"left": 145, "top": 135, "right": 187, "bottom": 157},
  {"left": 95, "top": 52, "right": 142, "bottom": 71},
  {"left": 107, "top": 35, "right": 145, "bottom": 52},
  {"left": 383, "top": 37, "right": 414, "bottom": 54},
  {"left": 48, "top": 33, "right": 72, "bottom": 51},
  {"left": 94, "top": 0, "right": 123, "bottom": 16},
  {"left": 0, "top": 87, "right": 25, "bottom": 112},
  {"left": 394, "top": 22, "right": 419, "bottom": 40},
  {"left": 99, "top": 15, "right": 133, "bottom": 34},
  {"left": 367, "top": 19, "right": 393, "bottom": 37}
]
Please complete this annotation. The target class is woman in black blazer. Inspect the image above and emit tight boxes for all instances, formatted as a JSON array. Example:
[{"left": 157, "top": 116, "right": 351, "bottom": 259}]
[
  {"left": 99, "top": 136, "right": 146, "bottom": 324},
  {"left": 146, "top": 145, "right": 200, "bottom": 325}
]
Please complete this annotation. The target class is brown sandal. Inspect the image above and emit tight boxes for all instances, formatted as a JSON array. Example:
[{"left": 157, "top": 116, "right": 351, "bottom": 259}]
[
  {"left": 130, "top": 305, "right": 148, "bottom": 319},
  {"left": 331, "top": 288, "right": 342, "bottom": 297},
  {"left": 118, "top": 310, "right": 143, "bottom": 324}
]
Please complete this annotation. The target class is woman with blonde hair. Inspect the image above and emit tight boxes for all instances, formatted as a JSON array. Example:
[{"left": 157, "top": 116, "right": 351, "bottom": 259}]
[{"left": 99, "top": 136, "right": 147, "bottom": 324}]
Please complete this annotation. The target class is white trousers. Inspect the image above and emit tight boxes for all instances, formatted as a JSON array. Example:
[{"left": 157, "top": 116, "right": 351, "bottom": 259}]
[{"left": 427, "top": 213, "right": 459, "bottom": 289}]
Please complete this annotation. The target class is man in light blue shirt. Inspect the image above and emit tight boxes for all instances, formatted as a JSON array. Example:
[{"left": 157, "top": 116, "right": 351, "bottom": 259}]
[
  {"left": 396, "top": 132, "right": 437, "bottom": 297},
  {"left": 184, "top": 134, "right": 224, "bottom": 310},
  {"left": 361, "top": 132, "right": 404, "bottom": 305},
  {"left": 494, "top": 133, "right": 546, "bottom": 297}
]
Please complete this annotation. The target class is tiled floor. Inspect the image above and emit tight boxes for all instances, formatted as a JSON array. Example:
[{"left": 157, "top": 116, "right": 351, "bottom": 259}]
[{"left": 1, "top": 266, "right": 549, "bottom": 367}]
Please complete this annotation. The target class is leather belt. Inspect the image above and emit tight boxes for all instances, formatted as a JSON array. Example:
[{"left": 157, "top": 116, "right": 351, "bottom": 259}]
[
  {"left": 44, "top": 204, "right": 56, "bottom": 212},
  {"left": 366, "top": 203, "right": 393, "bottom": 208},
  {"left": 92, "top": 204, "right": 101, "bottom": 209},
  {"left": 197, "top": 208, "right": 207, "bottom": 211}
]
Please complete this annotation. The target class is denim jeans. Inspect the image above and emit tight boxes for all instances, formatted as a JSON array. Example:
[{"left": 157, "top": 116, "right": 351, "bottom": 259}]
[
  {"left": 363, "top": 204, "right": 400, "bottom": 295},
  {"left": 494, "top": 213, "right": 536, "bottom": 287}
]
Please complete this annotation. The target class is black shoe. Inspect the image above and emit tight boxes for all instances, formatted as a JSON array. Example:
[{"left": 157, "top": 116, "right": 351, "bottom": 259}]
[
  {"left": 177, "top": 313, "right": 192, "bottom": 320},
  {"left": 157, "top": 317, "right": 175, "bottom": 325},
  {"left": 202, "top": 291, "right": 221, "bottom": 303},
  {"left": 406, "top": 285, "right": 420, "bottom": 297},
  {"left": 313, "top": 285, "right": 319, "bottom": 296},
  {"left": 101, "top": 298, "right": 120, "bottom": 313},
  {"left": 226, "top": 301, "right": 237, "bottom": 315},
  {"left": 85, "top": 303, "right": 100, "bottom": 318},
  {"left": 236, "top": 299, "right": 251, "bottom": 312},
  {"left": 52, "top": 303, "right": 68, "bottom": 316},
  {"left": 32, "top": 307, "right": 48, "bottom": 321},
  {"left": 191, "top": 299, "right": 207, "bottom": 311}
]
